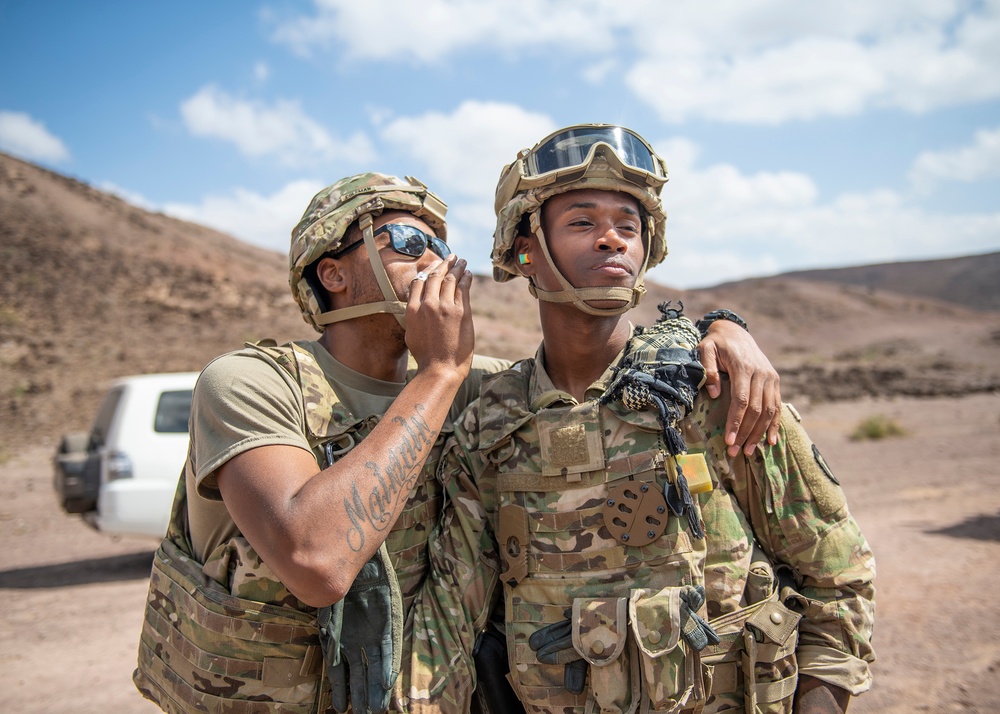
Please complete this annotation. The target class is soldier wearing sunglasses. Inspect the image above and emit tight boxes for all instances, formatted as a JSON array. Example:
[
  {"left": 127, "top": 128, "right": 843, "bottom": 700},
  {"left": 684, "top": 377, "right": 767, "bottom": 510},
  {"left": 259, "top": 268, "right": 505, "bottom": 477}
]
[{"left": 135, "top": 170, "right": 787, "bottom": 714}]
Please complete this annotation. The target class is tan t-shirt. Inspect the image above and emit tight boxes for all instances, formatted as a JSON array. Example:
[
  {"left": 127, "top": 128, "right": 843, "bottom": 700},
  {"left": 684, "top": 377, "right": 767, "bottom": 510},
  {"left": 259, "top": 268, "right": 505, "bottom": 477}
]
[{"left": 185, "top": 340, "right": 509, "bottom": 562}]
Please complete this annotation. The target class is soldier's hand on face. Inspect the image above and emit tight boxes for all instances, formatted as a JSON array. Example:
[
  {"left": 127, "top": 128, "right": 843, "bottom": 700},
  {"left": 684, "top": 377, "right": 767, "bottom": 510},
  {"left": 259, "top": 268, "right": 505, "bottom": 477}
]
[
  {"left": 697, "top": 320, "right": 781, "bottom": 457},
  {"left": 404, "top": 254, "right": 475, "bottom": 381}
]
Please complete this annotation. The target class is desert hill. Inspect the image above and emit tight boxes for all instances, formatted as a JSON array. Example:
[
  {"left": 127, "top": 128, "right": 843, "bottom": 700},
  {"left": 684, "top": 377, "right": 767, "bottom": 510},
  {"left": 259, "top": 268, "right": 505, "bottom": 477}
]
[
  {"left": 3, "top": 152, "right": 1000, "bottom": 455},
  {"left": 779, "top": 251, "right": 1000, "bottom": 311}
]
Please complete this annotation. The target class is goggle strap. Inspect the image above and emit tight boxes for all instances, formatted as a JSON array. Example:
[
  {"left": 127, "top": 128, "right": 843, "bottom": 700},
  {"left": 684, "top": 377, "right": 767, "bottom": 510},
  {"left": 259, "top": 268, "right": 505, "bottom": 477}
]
[
  {"left": 360, "top": 213, "right": 406, "bottom": 328},
  {"left": 315, "top": 300, "right": 407, "bottom": 326}
]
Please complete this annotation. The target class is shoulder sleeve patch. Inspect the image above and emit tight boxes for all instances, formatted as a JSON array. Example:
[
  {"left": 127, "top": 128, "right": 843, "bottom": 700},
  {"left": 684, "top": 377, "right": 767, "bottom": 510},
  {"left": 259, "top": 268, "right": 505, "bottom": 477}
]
[
  {"left": 811, "top": 444, "right": 840, "bottom": 486},
  {"left": 781, "top": 407, "right": 846, "bottom": 518}
]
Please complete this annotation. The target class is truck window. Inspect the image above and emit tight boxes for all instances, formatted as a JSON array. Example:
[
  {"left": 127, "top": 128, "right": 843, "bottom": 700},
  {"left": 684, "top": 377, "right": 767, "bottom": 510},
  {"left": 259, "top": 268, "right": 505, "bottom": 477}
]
[{"left": 154, "top": 390, "right": 193, "bottom": 433}]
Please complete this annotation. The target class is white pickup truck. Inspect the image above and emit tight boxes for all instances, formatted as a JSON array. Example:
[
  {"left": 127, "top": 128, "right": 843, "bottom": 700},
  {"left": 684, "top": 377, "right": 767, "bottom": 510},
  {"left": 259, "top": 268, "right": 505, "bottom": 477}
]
[{"left": 54, "top": 372, "right": 198, "bottom": 539}]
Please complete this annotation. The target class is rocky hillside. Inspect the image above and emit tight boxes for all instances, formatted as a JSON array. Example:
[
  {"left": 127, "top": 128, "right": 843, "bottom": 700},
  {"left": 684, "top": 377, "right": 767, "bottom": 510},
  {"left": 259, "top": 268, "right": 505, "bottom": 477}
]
[
  {"left": 3, "top": 152, "right": 999, "bottom": 456},
  {"left": 0, "top": 153, "right": 310, "bottom": 453},
  {"left": 780, "top": 252, "right": 1000, "bottom": 311}
]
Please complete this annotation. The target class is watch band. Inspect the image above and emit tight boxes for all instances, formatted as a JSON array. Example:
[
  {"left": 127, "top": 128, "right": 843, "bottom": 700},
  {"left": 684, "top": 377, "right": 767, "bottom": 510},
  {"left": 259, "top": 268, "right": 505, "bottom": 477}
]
[{"left": 695, "top": 309, "right": 749, "bottom": 339}]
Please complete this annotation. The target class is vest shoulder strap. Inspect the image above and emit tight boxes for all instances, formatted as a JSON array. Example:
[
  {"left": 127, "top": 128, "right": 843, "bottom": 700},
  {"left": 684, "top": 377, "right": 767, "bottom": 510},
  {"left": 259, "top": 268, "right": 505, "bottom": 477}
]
[{"left": 246, "top": 339, "right": 366, "bottom": 443}]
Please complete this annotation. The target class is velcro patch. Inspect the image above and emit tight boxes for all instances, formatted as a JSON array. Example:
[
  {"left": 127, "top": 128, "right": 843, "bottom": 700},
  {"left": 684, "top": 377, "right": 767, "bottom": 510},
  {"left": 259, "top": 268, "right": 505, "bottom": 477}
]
[
  {"left": 537, "top": 402, "right": 605, "bottom": 477},
  {"left": 782, "top": 410, "right": 846, "bottom": 518},
  {"left": 548, "top": 424, "right": 589, "bottom": 467}
]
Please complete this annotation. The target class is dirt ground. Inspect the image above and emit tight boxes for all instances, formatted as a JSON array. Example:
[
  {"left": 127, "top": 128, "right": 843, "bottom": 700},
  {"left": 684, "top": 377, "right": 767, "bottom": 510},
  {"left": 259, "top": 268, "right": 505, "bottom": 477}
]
[{"left": 1, "top": 393, "right": 999, "bottom": 713}]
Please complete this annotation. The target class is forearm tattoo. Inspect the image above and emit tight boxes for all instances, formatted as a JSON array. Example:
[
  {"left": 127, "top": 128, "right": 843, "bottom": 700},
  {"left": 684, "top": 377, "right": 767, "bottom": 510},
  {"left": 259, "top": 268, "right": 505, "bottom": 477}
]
[{"left": 343, "top": 405, "right": 435, "bottom": 552}]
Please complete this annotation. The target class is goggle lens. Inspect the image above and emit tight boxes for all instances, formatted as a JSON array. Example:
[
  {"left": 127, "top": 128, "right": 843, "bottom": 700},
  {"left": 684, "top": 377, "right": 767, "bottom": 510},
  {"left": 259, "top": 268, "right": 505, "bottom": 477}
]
[
  {"left": 527, "top": 126, "right": 659, "bottom": 177},
  {"left": 374, "top": 224, "right": 451, "bottom": 260}
]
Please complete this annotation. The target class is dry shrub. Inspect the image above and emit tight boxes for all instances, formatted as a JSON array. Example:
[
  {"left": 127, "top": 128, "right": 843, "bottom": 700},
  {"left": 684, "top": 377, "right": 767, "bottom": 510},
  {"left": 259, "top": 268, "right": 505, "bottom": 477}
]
[{"left": 849, "top": 414, "right": 907, "bottom": 441}]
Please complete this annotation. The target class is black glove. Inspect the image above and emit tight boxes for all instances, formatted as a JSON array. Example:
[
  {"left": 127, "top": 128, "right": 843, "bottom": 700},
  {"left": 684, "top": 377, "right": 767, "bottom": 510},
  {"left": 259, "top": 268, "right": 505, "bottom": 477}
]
[
  {"left": 318, "top": 544, "right": 402, "bottom": 714},
  {"left": 528, "top": 616, "right": 588, "bottom": 694},
  {"left": 679, "top": 585, "right": 720, "bottom": 651}
]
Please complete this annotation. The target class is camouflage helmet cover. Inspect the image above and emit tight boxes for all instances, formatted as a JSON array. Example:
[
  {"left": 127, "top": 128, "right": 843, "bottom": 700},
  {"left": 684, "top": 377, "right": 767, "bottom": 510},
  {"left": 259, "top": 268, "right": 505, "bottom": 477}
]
[
  {"left": 492, "top": 125, "right": 669, "bottom": 283},
  {"left": 289, "top": 172, "right": 448, "bottom": 331}
]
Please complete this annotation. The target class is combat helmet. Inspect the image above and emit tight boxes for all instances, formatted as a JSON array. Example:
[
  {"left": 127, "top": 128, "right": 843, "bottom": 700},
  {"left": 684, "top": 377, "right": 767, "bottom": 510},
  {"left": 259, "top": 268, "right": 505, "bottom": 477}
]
[
  {"left": 290, "top": 172, "right": 448, "bottom": 331},
  {"left": 493, "top": 124, "right": 669, "bottom": 316}
]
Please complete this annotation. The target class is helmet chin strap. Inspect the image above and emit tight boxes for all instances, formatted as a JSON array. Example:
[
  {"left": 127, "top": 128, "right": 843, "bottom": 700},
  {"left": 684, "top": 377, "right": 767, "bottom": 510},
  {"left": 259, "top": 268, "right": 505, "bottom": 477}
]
[
  {"left": 525, "top": 210, "right": 650, "bottom": 317},
  {"left": 314, "top": 213, "right": 408, "bottom": 328}
]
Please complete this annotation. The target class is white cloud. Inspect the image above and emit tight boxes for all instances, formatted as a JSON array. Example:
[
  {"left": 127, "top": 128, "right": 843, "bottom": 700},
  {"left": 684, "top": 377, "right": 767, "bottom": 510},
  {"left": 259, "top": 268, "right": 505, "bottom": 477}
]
[
  {"left": 0, "top": 111, "right": 70, "bottom": 163},
  {"left": 378, "top": 101, "right": 556, "bottom": 263},
  {"left": 268, "top": 0, "right": 1000, "bottom": 124},
  {"left": 629, "top": 4, "right": 1000, "bottom": 124},
  {"left": 89, "top": 178, "right": 326, "bottom": 254},
  {"left": 652, "top": 196, "right": 1000, "bottom": 288},
  {"left": 439, "top": 195, "right": 500, "bottom": 261},
  {"left": 648, "top": 145, "right": 1000, "bottom": 287},
  {"left": 909, "top": 126, "right": 1000, "bottom": 193},
  {"left": 582, "top": 58, "right": 620, "bottom": 85},
  {"left": 380, "top": 101, "right": 556, "bottom": 198},
  {"left": 254, "top": 61, "right": 271, "bottom": 82},
  {"left": 374, "top": 106, "right": 1000, "bottom": 284},
  {"left": 162, "top": 180, "right": 325, "bottom": 252},
  {"left": 269, "top": 0, "right": 617, "bottom": 61},
  {"left": 628, "top": 37, "right": 886, "bottom": 124},
  {"left": 179, "top": 85, "right": 374, "bottom": 166}
]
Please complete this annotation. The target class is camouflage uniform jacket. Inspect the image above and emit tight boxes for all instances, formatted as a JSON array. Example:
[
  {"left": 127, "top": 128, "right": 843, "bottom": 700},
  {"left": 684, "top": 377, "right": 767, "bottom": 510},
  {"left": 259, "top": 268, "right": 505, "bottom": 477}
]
[
  {"left": 135, "top": 341, "right": 505, "bottom": 714},
  {"left": 411, "top": 338, "right": 876, "bottom": 714}
]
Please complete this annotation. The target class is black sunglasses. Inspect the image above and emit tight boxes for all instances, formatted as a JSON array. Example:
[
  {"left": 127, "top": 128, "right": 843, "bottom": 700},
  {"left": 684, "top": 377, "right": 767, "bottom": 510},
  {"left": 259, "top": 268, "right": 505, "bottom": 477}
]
[{"left": 330, "top": 223, "right": 451, "bottom": 261}]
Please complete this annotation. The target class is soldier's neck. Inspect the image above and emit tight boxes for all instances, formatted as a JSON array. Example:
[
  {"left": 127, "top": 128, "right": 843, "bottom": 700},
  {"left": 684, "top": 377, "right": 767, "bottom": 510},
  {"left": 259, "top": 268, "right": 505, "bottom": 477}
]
[
  {"left": 320, "top": 320, "right": 409, "bottom": 383},
  {"left": 538, "top": 306, "right": 631, "bottom": 402}
]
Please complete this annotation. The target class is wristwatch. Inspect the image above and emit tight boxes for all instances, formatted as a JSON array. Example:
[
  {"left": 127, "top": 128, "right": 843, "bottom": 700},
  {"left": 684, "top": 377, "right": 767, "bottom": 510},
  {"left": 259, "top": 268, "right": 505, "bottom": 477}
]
[{"left": 695, "top": 309, "right": 749, "bottom": 339}]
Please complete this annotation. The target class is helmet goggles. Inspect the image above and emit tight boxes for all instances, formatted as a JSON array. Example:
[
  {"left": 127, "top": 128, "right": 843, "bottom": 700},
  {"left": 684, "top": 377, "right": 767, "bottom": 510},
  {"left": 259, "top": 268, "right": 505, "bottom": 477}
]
[{"left": 522, "top": 125, "right": 667, "bottom": 188}]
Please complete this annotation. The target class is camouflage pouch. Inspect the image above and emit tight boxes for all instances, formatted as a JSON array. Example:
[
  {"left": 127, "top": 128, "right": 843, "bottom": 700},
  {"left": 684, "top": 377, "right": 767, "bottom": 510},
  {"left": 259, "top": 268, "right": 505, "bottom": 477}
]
[
  {"left": 570, "top": 597, "right": 636, "bottom": 713},
  {"left": 700, "top": 594, "right": 802, "bottom": 713},
  {"left": 739, "top": 601, "right": 800, "bottom": 713},
  {"left": 134, "top": 535, "right": 328, "bottom": 713},
  {"left": 506, "top": 580, "right": 590, "bottom": 712},
  {"left": 628, "top": 586, "right": 707, "bottom": 713}
]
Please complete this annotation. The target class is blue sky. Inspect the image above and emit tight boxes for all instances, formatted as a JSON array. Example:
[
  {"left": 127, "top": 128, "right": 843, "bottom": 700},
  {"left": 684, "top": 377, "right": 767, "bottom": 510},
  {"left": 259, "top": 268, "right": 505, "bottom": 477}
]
[{"left": 2, "top": 0, "right": 998, "bottom": 288}]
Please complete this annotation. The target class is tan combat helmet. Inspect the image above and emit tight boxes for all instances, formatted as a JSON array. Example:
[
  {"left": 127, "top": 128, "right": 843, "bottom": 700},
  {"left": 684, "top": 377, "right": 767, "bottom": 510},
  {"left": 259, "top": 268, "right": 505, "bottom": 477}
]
[
  {"left": 493, "top": 124, "right": 669, "bottom": 316},
  {"left": 290, "top": 172, "right": 448, "bottom": 331}
]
